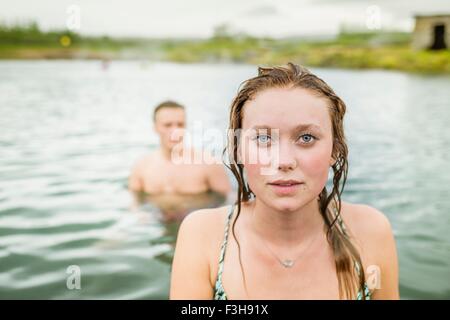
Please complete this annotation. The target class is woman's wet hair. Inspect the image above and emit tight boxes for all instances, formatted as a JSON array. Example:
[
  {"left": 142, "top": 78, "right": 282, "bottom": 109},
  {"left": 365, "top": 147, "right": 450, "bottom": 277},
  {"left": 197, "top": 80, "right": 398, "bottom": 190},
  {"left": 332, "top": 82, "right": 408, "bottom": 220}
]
[{"left": 222, "top": 62, "right": 367, "bottom": 299}]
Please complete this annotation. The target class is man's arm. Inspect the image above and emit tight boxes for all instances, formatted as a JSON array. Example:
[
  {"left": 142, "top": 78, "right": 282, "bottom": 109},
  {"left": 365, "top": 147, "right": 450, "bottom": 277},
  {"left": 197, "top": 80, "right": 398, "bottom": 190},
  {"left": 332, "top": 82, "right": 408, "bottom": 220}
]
[
  {"left": 128, "top": 160, "right": 143, "bottom": 192},
  {"left": 128, "top": 160, "right": 144, "bottom": 212}
]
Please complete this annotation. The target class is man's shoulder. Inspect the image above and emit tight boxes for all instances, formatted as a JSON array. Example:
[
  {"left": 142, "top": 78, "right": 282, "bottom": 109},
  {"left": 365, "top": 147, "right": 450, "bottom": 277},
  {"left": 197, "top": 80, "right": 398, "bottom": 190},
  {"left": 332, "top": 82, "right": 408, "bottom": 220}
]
[{"left": 134, "top": 151, "right": 158, "bottom": 168}]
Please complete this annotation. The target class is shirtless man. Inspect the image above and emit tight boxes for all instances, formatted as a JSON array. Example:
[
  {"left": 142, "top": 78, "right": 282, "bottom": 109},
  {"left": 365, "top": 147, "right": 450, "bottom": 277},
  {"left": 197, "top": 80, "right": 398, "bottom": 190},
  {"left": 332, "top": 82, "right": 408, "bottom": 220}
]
[{"left": 128, "top": 101, "right": 232, "bottom": 220}]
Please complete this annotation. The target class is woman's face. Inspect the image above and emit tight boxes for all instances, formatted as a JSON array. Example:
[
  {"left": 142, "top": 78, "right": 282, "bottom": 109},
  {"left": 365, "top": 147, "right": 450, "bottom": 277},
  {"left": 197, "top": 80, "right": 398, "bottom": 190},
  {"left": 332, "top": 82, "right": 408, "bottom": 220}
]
[{"left": 240, "top": 87, "right": 335, "bottom": 212}]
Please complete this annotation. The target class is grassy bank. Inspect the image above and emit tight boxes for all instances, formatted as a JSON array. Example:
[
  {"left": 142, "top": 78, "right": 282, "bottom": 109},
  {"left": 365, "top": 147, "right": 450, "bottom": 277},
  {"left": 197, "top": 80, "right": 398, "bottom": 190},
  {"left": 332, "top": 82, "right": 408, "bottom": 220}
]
[
  {"left": 0, "top": 22, "right": 164, "bottom": 59},
  {"left": 1, "top": 23, "right": 450, "bottom": 73},
  {"left": 162, "top": 32, "right": 450, "bottom": 73}
]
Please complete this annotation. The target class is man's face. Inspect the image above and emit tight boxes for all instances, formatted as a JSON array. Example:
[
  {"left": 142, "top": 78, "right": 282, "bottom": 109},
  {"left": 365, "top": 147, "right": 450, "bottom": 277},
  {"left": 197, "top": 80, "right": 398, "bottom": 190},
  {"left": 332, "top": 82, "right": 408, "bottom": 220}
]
[{"left": 154, "top": 107, "right": 186, "bottom": 150}]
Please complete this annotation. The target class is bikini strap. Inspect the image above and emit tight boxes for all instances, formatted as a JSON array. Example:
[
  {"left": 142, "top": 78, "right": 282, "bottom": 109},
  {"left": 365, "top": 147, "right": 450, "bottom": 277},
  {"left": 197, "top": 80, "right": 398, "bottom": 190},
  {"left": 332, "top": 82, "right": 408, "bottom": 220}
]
[{"left": 216, "top": 204, "right": 235, "bottom": 283}]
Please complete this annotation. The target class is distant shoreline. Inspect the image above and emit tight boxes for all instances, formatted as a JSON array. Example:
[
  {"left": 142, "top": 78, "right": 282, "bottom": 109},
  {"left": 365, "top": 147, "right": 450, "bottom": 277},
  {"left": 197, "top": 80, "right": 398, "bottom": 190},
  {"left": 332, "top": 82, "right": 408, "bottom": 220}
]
[
  {"left": 1, "top": 24, "right": 449, "bottom": 73},
  {"left": 2, "top": 45, "right": 449, "bottom": 74}
]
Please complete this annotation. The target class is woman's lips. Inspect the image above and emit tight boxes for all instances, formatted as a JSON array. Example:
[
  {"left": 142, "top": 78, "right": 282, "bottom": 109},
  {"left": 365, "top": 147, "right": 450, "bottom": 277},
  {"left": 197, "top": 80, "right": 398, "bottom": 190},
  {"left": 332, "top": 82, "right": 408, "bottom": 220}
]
[{"left": 268, "top": 181, "right": 303, "bottom": 195}]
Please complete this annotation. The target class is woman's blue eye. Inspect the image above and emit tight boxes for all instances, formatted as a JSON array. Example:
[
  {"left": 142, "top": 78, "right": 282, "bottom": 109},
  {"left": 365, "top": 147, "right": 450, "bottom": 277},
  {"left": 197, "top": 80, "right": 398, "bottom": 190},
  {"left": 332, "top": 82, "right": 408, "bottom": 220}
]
[
  {"left": 300, "top": 134, "right": 315, "bottom": 144},
  {"left": 256, "top": 135, "right": 271, "bottom": 144}
]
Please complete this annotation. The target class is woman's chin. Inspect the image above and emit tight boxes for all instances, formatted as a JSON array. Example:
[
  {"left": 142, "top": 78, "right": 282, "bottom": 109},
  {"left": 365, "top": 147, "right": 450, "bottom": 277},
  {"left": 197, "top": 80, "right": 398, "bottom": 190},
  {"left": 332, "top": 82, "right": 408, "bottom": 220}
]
[{"left": 270, "top": 198, "right": 304, "bottom": 213}]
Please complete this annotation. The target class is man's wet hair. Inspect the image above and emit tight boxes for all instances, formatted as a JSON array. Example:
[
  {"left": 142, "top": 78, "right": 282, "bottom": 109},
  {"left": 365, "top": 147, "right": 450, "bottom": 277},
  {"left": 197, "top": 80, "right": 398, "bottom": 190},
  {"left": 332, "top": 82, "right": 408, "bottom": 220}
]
[{"left": 153, "top": 100, "right": 185, "bottom": 122}]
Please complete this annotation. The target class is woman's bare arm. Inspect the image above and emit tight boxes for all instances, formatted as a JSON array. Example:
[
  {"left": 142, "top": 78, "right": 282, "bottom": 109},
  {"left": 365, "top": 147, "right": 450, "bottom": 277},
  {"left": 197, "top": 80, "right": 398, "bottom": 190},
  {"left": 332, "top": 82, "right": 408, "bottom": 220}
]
[
  {"left": 349, "top": 204, "right": 400, "bottom": 300},
  {"left": 170, "top": 211, "right": 215, "bottom": 299},
  {"left": 367, "top": 207, "right": 399, "bottom": 299}
]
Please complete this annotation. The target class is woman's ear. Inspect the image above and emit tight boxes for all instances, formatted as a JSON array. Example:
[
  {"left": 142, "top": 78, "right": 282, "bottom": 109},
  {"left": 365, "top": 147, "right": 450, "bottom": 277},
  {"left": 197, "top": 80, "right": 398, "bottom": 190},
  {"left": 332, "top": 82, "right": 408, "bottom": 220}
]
[
  {"left": 329, "top": 153, "right": 337, "bottom": 167},
  {"left": 237, "top": 146, "right": 242, "bottom": 164},
  {"left": 237, "top": 142, "right": 245, "bottom": 165}
]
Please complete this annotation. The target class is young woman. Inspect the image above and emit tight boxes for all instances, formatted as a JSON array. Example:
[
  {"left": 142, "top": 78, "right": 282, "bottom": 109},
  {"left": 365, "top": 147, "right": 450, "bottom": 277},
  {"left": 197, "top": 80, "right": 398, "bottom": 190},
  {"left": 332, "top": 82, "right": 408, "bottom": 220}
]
[{"left": 170, "top": 63, "right": 399, "bottom": 300}]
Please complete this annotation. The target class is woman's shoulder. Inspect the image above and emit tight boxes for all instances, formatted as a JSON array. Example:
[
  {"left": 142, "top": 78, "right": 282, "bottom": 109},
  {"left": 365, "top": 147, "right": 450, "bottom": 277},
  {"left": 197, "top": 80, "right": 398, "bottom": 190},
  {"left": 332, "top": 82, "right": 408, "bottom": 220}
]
[
  {"left": 177, "top": 205, "right": 233, "bottom": 252},
  {"left": 176, "top": 205, "right": 234, "bottom": 285},
  {"left": 340, "top": 201, "right": 393, "bottom": 239},
  {"left": 340, "top": 201, "right": 399, "bottom": 299},
  {"left": 340, "top": 201, "right": 395, "bottom": 265},
  {"left": 181, "top": 205, "right": 232, "bottom": 231},
  {"left": 171, "top": 205, "right": 233, "bottom": 299}
]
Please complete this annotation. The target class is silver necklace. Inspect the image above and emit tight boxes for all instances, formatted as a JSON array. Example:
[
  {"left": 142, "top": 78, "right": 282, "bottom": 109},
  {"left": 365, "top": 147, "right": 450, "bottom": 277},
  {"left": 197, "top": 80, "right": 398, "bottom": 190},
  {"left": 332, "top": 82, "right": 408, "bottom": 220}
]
[{"left": 252, "top": 208, "right": 322, "bottom": 268}]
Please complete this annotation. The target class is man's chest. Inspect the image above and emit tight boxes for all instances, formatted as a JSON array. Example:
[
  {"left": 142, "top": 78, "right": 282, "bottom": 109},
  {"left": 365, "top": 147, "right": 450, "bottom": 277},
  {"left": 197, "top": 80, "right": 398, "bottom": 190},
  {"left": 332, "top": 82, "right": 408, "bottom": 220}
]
[{"left": 141, "top": 163, "right": 208, "bottom": 193}]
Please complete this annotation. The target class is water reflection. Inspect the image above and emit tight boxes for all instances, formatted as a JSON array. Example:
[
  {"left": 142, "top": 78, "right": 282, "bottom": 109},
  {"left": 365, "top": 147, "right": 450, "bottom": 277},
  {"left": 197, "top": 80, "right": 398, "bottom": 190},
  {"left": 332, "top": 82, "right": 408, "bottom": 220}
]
[{"left": 126, "top": 190, "right": 228, "bottom": 267}]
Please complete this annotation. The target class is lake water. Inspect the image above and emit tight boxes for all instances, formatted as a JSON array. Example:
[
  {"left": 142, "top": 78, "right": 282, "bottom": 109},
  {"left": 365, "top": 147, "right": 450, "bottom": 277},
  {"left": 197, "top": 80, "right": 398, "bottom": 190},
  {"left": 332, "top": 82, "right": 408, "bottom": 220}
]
[{"left": 0, "top": 61, "right": 449, "bottom": 299}]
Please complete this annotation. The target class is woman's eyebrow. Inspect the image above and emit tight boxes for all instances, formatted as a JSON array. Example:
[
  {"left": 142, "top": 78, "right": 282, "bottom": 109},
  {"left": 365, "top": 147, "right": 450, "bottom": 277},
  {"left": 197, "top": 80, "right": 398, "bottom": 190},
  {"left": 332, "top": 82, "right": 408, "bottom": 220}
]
[
  {"left": 251, "top": 125, "right": 272, "bottom": 130},
  {"left": 251, "top": 124, "right": 322, "bottom": 132},
  {"left": 293, "top": 124, "right": 322, "bottom": 132}
]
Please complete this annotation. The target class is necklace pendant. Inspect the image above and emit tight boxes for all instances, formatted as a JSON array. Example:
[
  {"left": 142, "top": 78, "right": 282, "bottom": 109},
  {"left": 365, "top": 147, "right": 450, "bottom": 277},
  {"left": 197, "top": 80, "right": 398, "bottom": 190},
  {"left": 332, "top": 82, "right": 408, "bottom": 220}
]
[{"left": 282, "top": 259, "right": 294, "bottom": 268}]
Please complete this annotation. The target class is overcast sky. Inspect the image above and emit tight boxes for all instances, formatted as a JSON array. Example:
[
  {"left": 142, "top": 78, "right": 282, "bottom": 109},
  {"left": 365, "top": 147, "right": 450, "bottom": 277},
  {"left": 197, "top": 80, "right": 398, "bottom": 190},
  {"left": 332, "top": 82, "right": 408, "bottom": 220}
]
[{"left": 1, "top": 0, "right": 449, "bottom": 38}]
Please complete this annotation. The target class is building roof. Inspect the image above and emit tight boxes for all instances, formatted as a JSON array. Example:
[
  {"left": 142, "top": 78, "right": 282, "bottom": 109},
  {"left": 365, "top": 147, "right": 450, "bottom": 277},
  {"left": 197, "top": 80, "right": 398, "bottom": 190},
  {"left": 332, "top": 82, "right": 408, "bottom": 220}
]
[{"left": 414, "top": 14, "right": 450, "bottom": 19}]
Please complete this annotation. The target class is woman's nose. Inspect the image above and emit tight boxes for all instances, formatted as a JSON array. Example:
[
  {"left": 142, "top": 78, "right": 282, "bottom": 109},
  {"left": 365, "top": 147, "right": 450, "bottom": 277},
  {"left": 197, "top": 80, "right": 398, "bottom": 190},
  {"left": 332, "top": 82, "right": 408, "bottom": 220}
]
[{"left": 276, "top": 141, "right": 298, "bottom": 171}]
